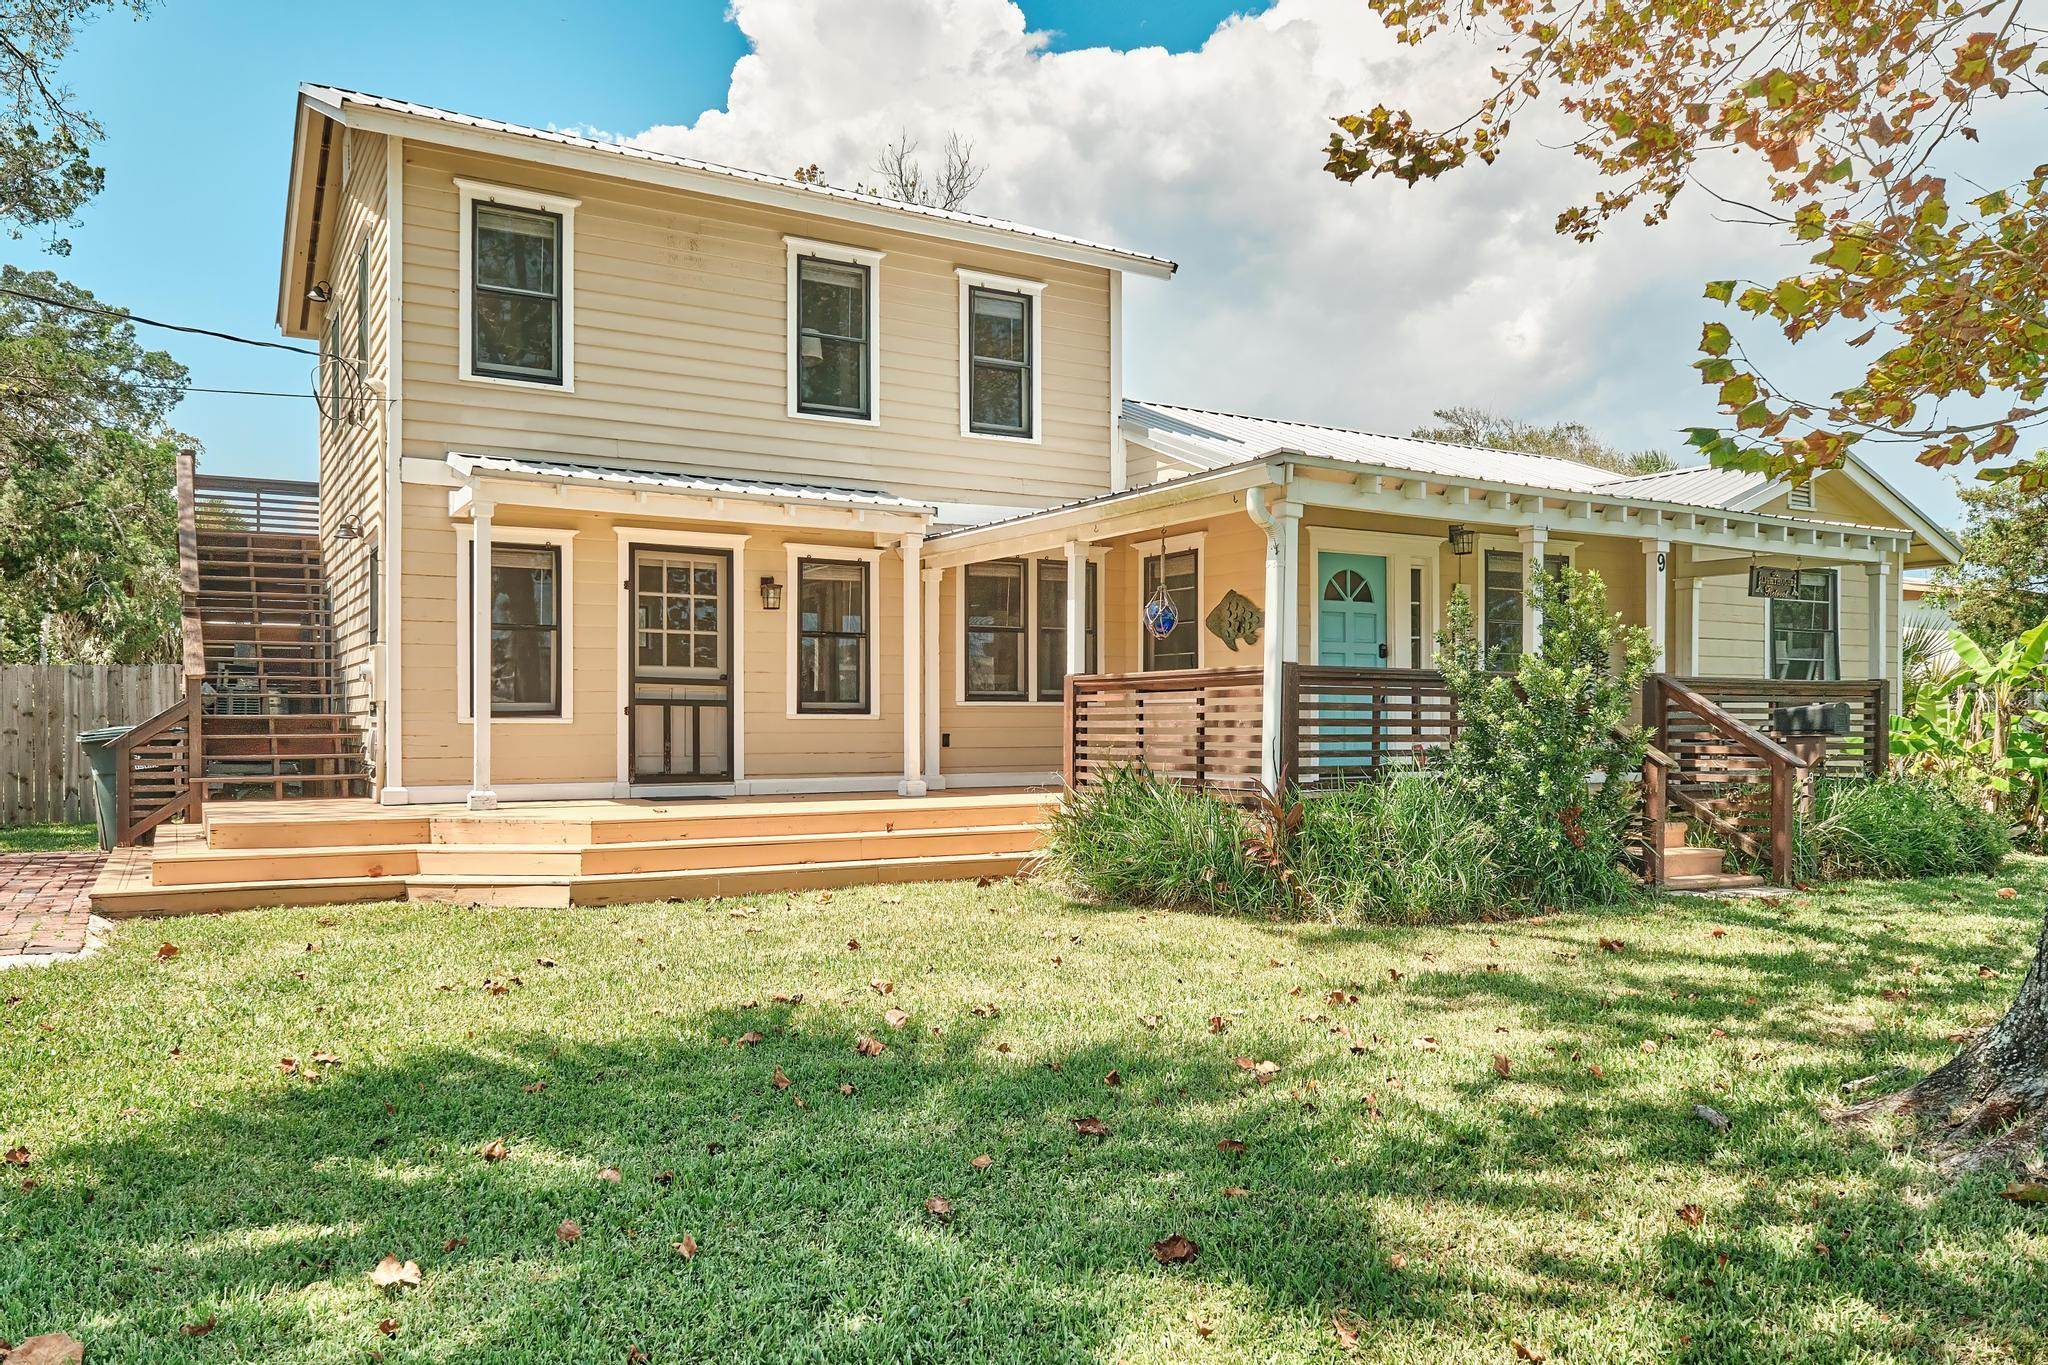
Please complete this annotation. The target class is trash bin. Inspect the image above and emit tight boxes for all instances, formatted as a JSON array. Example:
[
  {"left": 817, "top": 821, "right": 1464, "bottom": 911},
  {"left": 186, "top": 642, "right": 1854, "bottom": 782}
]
[{"left": 77, "top": 724, "right": 135, "bottom": 851}]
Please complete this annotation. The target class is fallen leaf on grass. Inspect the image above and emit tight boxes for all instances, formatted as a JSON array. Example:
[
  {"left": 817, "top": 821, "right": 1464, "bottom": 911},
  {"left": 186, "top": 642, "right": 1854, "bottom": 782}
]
[
  {"left": 1677, "top": 1203, "right": 1706, "bottom": 1228},
  {"left": 1692, "top": 1104, "right": 1731, "bottom": 1132},
  {"left": 1223, "top": 1185, "right": 1250, "bottom": 1197},
  {"left": 675, "top": 1233, "right": 698, "bottom": 1259},
  {"left": 1411, "top": 1036, "right": 1440, "bottom": 1052},
  {"left": 5, "top": 1334, "right": 85, "bottom": 1365},
  {"left": 557, "top": 1219, "right": 582, "bottom": 1243},
  {"left": 1150, "top": 1233, "right": 1199, "bottom": 1265},
  {"left": 478, "top": 1138, "right": 510, "bottom": 1162},
  {"left": 854, "top": 1036, "right": 886, "bottom": 1057},
  {"left": 883, "top": 1008, "right": 910, "bottom": 1029},
  {"left": 1640, "top": 1040, "right": 1660, "bottom": 1054},
  {"left": 1979, "top": 965, "right": 2002, "bottom": 979},
  {"left": 443, "top": 1236, "right": 468, "bottom": 1252},
  {"left": 154, "top": 943, "right": 179, "bottom": 961},
  {"left": 1332, "top": 1310, "right": 1363, "bottom": 1353},
  {"left": 1599, "top": 938, "right": 1625, "bottom": 954},
  {"left": 1998, "top": 1181, "right": 2048, "bottom": 1205},
  {"left": 597, "top": 1166, "right": 622, "bottom": 1183},
  {"left": 1207, "top": 1015, "right": 1230, "bottom": 1034},
  {"left": 1996, "top": 887, "right": 2017, "bottom": 899},
  {"left": 1492, "top": 1054, "right": 1512, "bottom": 1078},
  {"left": 971, "top": 1153, "right": 993, "bottom": 1169},
  {"left": 1512, "top": 1341, "right": 1547, "bottom": 1363},
  {"left": 1216, "top": 1138, "right": 1247, "bottom": 1154},
  {"left": 3, "top": 1146, "right": 28, "bottom": 1166},
  {"left": 1104, "top": 1069, "right": 1121, "bottom": 1087},
  {"left": 277, "top": 1056, "right": 299, "bottom": 1075},
  {"left": 1072, "top": 1116, "right": 1110, "bottom": 1138},
  {"left": 735, "top": 1031, "right": 766, "bottom": 1047},
  {"left": 376, "top": 1318, "right": 400, "bottom": 1337},
  {"left": 368, "top": 1254, "right": 422, "bottom": 1289},
  {"left": 838, "top": 1083, "right": 856, "bottom": 1096},
  {"left": 772, "top": 1066, "right": 792, "bottom": 1091},
  {"left": 1139, "top": 1014, "right": 1161, "bottom": 1029},
  {"left": 924, "top": 1195, "right": 954, "bottom": 1223},
  {"left": 522, "top": 1080, "right": 547, "bottom": 1093},
  {"left": 181, "top": 1316, "right": 216, "bottom": 1338},
  {"left": 869, "top": 979, "right": 895, "bottom": 995}
]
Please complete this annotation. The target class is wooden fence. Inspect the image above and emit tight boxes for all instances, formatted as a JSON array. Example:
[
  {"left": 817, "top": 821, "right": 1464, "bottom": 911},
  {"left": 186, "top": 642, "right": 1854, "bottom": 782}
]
[{"left": 0, "top": 664, "right": 185, "bottom": 825}]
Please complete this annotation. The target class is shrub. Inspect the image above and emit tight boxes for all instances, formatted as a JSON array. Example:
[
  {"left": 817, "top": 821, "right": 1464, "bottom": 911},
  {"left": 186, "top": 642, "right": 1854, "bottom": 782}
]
[
  {"left": 1435, "top": 566, "right": 1656, "bottom": 909},
  {"left": 1037, "top": 767, "right": 1286, "bottom": 915},
  {"left": 1799, "top": 775, "right": 2012, "bottom": 880},
  {"left": 1290, "top": 770, "right": 1508, "bottom": 923}
]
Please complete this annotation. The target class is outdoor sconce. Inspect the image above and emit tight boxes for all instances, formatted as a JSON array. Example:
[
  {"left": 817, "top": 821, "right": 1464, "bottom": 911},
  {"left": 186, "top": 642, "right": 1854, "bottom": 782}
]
[
  {"left": 305, "top": 280, "right": 332, "bottom": 303},
  {"left": 759, "top": 575, "right": 784, "bottom": 611},
  {"left": 1446, "top": 523, "right": 1475, "bottom": 556},
  {"left": 334, "top": 513, "right": 366, "bottom": 541}
]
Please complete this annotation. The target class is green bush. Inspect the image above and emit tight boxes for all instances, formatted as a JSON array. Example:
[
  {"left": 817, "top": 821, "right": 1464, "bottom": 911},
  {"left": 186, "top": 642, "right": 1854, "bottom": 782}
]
[
  {"left": 1290, "top": 771, "right": 1508, "bottom": 924},
  {"left": 1037, "top": 767, "right": 1286, "bottom": 916},
  {"left": 1799, "top": 775, "right": 2012, "bottom": 880},
  {"left": 1435, "top": 566, "right": 1655, "bottom": 910}
]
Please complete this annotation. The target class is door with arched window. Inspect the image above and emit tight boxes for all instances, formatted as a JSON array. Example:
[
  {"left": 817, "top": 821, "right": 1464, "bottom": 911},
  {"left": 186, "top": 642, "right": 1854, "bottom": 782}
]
[{"left": 1316, "top": 553, "right": 1387, "bottom": 668}]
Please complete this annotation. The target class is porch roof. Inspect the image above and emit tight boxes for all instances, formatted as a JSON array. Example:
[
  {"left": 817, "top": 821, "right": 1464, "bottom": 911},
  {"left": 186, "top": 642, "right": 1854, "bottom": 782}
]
[{"left": 445, "top": 451, "right": 934, "bottom": 515}]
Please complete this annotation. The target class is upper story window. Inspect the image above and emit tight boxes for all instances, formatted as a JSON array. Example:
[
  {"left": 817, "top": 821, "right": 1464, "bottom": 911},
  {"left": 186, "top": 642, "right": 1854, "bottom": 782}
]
[
  {"left": 957, "top": 269, "right": 1045, "bottom": 441},
  {"left": 457, "top": 179, "right": 579, "bottom": 390},
  {"left": 786, "top": 237, "right": 884, "bottom": 424}
]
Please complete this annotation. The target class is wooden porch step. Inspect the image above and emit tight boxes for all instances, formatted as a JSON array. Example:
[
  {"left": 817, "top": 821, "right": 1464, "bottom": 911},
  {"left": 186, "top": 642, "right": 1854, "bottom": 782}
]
[
  {"left": 1663, "top": 873, "right": 1769, "bottom": 892},
  {"left": 415, "top": 850, "right": 1034, "bottom": 910},
  {"left": 1661, "top": 845, "right": 1729, "bottom": 879},
  {"left": 150, "top": 822, "right": 1046, "bottom": 886}
]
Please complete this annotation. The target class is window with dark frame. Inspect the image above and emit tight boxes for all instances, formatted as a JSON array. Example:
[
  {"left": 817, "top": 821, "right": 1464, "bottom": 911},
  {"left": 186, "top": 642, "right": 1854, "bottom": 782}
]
[
  {"left": 797, "top": 558, "right": 870, "bottom": 712},
  {"left": 795, "top": 256, "right": 871, "bottom": 419},
  {"left": 964, "top": 560, "right": 1028, "bottom": 700},
  {"left": 967, "top": 286, "right": 1032, "bottom": 437},
  {"left": 1481, "top": 548, "right": 1569, "bottom": 670},
  {"left": 1769, "top": 569, "right": 1840, "bottom": 681},
  {"left": 1142, "top": 549, "right": 1199, "bottom": 671},
  {"left": 485, "top": 544, "right": 561, "bottom": 716},
  {"left": 1408, "top": 564, "right": 1423, "bottom": 668},
  {"left": 368, "top": 545, "right": 380, "bottom": 645},
  {"left": 471, "top": 201, "right": 563, "bottom": 384},
  {"left": 1035, "top": 559, "right": 1098, "bottom": 699}
]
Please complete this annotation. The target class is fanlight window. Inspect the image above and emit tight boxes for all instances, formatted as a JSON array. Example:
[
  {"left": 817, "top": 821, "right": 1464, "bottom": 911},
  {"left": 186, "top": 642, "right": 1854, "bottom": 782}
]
[{"left": 1323, "top": 568, "right": 1375, "bottom": 603}]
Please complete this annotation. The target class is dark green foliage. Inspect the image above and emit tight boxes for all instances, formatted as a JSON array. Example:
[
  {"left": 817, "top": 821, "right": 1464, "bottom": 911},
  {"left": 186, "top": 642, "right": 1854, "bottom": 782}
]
[
  {"left": 1435, "top": 566, "right": 1656, "bottom": 909},
  {"left": 1037, "top": 767, "right": 1285, "bottom": 916},
  {"left": 1289, "top": 772, "right": 1508, "bottom": 923},
  {"left": 1934, "top": 478, "right": 2048, "bottom": 654},
  {"left": 1800, "top": 776, "right": 2012, "bottom": 881}
]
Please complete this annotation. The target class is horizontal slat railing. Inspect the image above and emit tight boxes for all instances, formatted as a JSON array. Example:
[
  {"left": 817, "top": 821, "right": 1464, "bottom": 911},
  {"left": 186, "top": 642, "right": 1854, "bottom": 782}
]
[
  {"left": 1065, "top": 667, "right": 1266, "bottom": 795},
  {"left": 111, "top": 692, "right": 200, "bottom": 845},
  {"left": 1292, "top": 665, "right": 1458, "bottom": 788},
  {"left": 1667, "top": 676, "right": 1888, "bottom": 778},
  {"left": 1647, "top": 675, "right": 1815, "bottom": 883}
]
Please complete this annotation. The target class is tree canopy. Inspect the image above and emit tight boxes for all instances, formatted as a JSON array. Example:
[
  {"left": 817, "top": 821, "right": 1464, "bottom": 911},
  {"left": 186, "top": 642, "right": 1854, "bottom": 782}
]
[
  {"left": 1411, "top": 406, "right": 1675, "bottom": 475},
  {"left": 1934, "top": 475, "right": 2048, "bottom": 650},
  {"left": 0, "top": 0, "right": 151, "bottom": 252}
]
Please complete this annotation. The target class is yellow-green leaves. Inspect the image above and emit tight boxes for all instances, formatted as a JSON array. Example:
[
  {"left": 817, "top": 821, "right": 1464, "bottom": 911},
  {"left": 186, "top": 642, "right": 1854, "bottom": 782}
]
[{"left": 1700, "top": 321, "right": 1732, "bottom": 356}]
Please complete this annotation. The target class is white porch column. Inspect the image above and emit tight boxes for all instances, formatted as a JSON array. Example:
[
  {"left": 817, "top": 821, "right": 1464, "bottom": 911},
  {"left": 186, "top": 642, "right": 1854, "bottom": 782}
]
[
  {"left": 899, "top": 532, "right": 926, "bottom": 797},
  {"left": 1642, "top": 539, "right": 1669, "bottom": 671},
  {"left": 1064, "top": 539, "right": 1089, "bottom": 676},
  {"left": 1519, "top": 525, "right": 1548, "bottom": 657},
  {"left": 921, "top": 567, "right": 942, "bottom": 791},
  {"left": 1258, "top": 501, "right": 1302, "bottom": 793},
  {"left": 467, "top": 503, "right": 497, "bottom": 812},
  {"left": 1867, "top": 553, "right": 1891, "bottom": 699}
]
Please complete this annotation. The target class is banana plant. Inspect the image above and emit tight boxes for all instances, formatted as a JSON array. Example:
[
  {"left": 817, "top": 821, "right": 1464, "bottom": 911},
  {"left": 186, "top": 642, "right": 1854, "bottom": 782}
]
[{"left": 1892, "top": 618, "right": 2048, "bottom": 831}]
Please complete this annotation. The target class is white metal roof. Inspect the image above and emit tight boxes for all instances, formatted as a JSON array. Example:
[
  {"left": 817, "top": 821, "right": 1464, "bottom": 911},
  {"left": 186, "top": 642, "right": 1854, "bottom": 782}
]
[
  {"left": 298, "top": 84, "right": 1176, "bottom": 279},
  {"left": 1595, "top": 464, "right": 1771, "bottom": 507},
  {"left": 447, "top": 451, "right": 935, "bottom": 514}
]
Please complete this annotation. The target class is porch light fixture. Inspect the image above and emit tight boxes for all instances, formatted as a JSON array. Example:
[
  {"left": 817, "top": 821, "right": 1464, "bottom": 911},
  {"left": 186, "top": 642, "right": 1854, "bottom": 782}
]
[
  {"left": 1446, "top": 523, "right": 1475, "bottom": 556},
  {"left": 305, "top": 280, "right": 332, "bottom": 304},
  {"left": 334, "top": 513, "right": 365, "bottom": 541},
  {"left": 759, "top": 575, "right": 784, "bottom": 611}
]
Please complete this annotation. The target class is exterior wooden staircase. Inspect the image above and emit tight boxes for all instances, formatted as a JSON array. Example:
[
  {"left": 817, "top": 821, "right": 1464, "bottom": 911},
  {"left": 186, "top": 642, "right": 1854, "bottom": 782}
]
[{"left": 109, "top": 455, "right": 369, "bottom": 845}]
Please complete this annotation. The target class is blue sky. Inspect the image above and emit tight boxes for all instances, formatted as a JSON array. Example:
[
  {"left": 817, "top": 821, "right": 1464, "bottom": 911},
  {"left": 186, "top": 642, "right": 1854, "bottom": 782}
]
[{"left": 5, "top": 0, "right": 1971, "bottom": 525}]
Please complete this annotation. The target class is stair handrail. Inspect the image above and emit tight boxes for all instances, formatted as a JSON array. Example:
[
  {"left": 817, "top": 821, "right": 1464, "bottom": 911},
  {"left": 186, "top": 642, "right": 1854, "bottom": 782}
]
[
  {"left": 1648, "top": 675, "right": 1808, "bottom": 884},
  {"left": 110, "top": 691, "right": 200, "bottom": 844}
]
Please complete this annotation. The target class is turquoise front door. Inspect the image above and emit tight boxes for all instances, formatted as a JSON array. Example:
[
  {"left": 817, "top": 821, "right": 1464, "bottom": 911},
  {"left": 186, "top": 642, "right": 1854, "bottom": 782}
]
[{"left": 1317, "top": 553, "right": 1387, "bottom": 667}]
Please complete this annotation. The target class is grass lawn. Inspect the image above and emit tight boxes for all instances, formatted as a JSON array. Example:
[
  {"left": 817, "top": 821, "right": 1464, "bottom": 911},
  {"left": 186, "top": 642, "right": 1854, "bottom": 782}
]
[
  {"left": 4, "top": 868, "right": 2047, "bottom": 1363},
  {"left": 0, "top": 821, "right": 97, "bottom": 854}
]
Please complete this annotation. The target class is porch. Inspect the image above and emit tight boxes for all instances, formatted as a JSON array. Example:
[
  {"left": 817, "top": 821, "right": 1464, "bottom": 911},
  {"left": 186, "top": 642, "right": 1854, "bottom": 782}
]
[{"left": 1062, "top": 665, "right": 1890, "bottom": 887}]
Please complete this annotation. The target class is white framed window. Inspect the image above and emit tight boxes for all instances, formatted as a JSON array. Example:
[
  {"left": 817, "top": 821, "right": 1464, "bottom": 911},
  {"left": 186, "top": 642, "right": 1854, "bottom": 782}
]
[
  {"left": 785, "top": 542, "right": 885, "bottom": 718},
  {"left": 957, "top": 268, "right": 1045, "bottom": 442},
  {"left": 455, "top": 525, "right": 578, "bottom": 723},
  {"left": 1768, "top": 568, "right": 1840, "bottom": 680},
  {"left": 456, "top": 178, "right": 579, "bottom": 390},
  {"left": 1137, "top": 532, "right": 1206, "bottom": 672},
  {"left": 786, "top": 236, "right": 884, "bottom": 425},
  {"left": 1480, "top": 543, "right": 1571, "bottom": 671},
  {"left": 956, "top": 553, "right": 1104, "bottom": 704}
]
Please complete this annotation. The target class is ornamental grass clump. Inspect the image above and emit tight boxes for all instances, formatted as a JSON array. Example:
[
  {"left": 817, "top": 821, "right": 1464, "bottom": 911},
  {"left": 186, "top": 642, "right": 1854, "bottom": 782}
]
[
  {"left": 1289, "top": 770, "right": 1506, "bottom": 924},
  {"left": 1800, "top": 775, "right": 2011, "bottom": 881},
  {"left": 1037, "top": 766, "right": 1287, "bottom": 915},
  {"left": 1435, "top": 566, "right": 1655, "bottom": 909}
]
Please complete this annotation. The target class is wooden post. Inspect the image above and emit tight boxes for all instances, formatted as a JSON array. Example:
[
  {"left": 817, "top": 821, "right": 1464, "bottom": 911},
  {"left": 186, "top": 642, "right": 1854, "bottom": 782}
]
[
  {"left": 1871, "top": 676, "right": 1890, "bottom": 775},
  {"left": 1062, "top": 674, "right": 1079, "bottom": 789},
  {"left": 1769, "top": 756, "right": 1795, "bottom": 885},
  {"left": 1278, "top": 661, "right": 1301, "bottom": 794},
  {"left": 1520, "top": 525, "right": 1548, "bottom": 657},
  {"left": 1642, "top": 539, "right": 1669, "bottom": 672},
  {"left": 1641, "top": 751, "right": 1667, "bottom": 888}
]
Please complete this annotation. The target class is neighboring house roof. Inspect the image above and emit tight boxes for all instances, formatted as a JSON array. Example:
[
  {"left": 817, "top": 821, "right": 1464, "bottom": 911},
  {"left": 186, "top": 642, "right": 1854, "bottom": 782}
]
[
  {"left": 288, "top": 84, "right": 1176, "bottom": 300},
  {"left": 446, "top": 451, "right": 935, "bottom": 515}
]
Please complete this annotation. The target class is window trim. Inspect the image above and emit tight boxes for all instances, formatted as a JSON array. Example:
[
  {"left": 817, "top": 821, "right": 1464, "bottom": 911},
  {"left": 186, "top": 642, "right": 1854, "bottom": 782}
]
[
  {"left": 1475, "top": 537, "right": 1573, "bottom": 669},
  {"left": 1765, "top": 566, "right": 1841, "bottom": 681},
  {"left": 784, "top": 542, "right": 885, "bottom": 719},
  {"left": 454, "top": 524, "right": 578, "bottom": 724},
  {"left": 785, "top": 236, "right": 884, "bottom": 427},
  {"left": 954, "top": 550, "right": 1107, "bottom": 706},
  {"left": 1137, "top": 532, "right": 1207, "bottom": 672},
  {"left": 456, "top": 178, "right": 579, "bottom": 392},
  {"left": 957, "top": 267, "right": 1046, "bottom": 443}
]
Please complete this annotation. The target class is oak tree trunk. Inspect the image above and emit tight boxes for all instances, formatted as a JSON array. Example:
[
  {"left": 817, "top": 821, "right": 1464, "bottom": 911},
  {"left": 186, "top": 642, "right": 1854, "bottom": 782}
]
[{"left": 1837, "top": 909, "right": 2048, "bottom": 1173}]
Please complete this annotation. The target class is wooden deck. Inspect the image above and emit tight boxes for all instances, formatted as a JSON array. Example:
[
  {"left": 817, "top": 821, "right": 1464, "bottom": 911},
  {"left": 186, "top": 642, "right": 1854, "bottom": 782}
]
[{"left": 91, "top": 789, "right": 1057, "bottom": 917}]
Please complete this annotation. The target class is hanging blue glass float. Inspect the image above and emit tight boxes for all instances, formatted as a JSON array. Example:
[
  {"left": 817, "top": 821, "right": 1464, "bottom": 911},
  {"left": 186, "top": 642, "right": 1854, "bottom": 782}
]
[{"left": 1142, "top": 588, "right": 1179, "bottom": 640}]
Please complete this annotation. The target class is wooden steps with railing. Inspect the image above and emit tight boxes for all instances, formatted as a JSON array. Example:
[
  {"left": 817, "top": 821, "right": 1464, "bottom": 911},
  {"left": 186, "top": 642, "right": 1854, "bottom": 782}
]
[{"left": 109, "top": 454, "right": 369, "bottom": 845}]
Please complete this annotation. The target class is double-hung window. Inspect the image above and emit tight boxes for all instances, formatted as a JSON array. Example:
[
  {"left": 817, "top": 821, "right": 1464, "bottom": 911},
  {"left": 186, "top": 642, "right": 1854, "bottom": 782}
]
[
  {"left": 1769, "top": 569, "right": 1840, "bottom": 680},
  {"left": 1481, "top": 548, "right": 1569, "bottom": 670},
  {"left": 796, "top": 558, "right": 871, "bottom": 713},
  {"left": 1142, "top": 549, "right": 1200, "bottom": 671},
  {"left": 1035, "top": 559, "right": 1098, "bottom": 699},
  {"left": 958, "top": 269, "right": 1044, "bottom": 439},
  {"left": 788, "top": 239, "right": 883, "bottom": 422},
  {"left": 962, "top": 558, "right": 1101, "bottom": 701},
  {"left": 459, "top": 180, "right": 577, "bottom": 388},
  {"left": 487, "top": 545, "right": 561, "bottom": 716}
]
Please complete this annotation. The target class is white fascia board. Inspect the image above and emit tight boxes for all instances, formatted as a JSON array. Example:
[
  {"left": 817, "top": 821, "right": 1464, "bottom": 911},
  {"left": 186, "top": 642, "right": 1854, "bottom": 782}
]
[
  {"left": 922, "top": 462, "right": 1278, "bottom": 569},
  {"left": 320, "top": 96, "right": 1177, "bottom": 281}
]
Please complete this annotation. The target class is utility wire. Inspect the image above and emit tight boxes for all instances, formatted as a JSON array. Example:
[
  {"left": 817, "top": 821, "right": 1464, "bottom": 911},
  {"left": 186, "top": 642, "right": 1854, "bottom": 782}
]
[{"left": 0, "top": 283, "right": 325, "bottom": 359}]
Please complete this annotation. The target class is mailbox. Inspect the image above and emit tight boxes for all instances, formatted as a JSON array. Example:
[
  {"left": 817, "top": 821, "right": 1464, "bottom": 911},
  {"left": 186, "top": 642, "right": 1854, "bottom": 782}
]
[{"left": 1771, "top": 702, "right": 1849, "bottom": 736}]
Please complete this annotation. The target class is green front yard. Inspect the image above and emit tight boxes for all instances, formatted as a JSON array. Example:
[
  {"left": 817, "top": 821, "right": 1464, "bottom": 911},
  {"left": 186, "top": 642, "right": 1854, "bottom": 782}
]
[
  {"left": 0, "top": 821, "right": 96, "bottom": 854},
  {"left": 4, "top": 870, "right": 2046, "bottom": 1362}
]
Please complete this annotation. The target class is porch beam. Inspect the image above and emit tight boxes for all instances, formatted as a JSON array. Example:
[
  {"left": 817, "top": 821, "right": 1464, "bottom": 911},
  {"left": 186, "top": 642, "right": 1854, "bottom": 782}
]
[
  {"left": 899, "top": 532, "right": 926, "bottom": 797},
  {"left": 468, "top": 502, "right": 497, "bottom": 812}
]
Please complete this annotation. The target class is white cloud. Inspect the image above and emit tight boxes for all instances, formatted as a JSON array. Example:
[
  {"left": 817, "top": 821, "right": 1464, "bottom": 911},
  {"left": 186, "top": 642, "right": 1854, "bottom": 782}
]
[{"left": 632, "top": 0, "right": 1964, "bottom": 518}]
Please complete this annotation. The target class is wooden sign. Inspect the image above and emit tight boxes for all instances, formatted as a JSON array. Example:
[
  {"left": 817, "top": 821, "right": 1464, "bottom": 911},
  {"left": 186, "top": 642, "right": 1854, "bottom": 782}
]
[{"left": 1748, "top": 565, "right": 1802, "bottom": 599}]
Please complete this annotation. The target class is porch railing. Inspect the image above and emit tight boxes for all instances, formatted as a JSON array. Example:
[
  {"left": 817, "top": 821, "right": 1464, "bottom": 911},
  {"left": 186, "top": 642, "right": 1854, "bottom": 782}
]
[{"left": 1064, "top": 668, "right": 1267, "bottom": 795}]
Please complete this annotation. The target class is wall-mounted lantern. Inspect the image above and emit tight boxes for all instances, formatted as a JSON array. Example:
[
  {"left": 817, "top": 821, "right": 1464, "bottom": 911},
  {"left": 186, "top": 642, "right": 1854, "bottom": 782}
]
[
  {"left": 334, "top": 513, "right": 366, "bottom": 541},
  {"left": 1446, "top": 523, "right": 1475, "bottom": 556},
  {"left": 759, "top": 575, "right": 784, "bottom": 611}
]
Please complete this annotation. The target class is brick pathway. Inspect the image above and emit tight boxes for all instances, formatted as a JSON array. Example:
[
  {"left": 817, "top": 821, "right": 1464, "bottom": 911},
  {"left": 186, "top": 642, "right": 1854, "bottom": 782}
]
[{"left": 0, "top": 852, "right": 102, "bottom": 958}]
